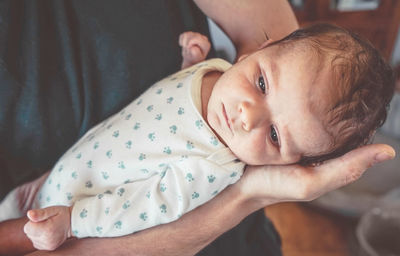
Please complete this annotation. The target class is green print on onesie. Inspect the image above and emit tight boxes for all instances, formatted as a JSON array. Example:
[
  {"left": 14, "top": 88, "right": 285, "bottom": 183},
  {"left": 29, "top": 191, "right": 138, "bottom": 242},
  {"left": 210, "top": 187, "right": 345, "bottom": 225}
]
[
  {"left": 114, "top": 221, "right": 122, "bottom": 229},
  {"left": 85, "top": 181, "right": 93, "bottom": 188},
  {"left": 195, "top": 120, "right": 204, "bottom": 129},
  {"left": 133, "top": 122, "right": 140, "bottom": 130},
  {"left": 186, "top": 141, "right": 194, "bottom": 150},
  {"left": 106, "top": 150, "right": 112, "bottom": 158},
  {"left": 192, "top": 192, "right": 199, "bottom": 199},
  {"left": 159, "top": 183, "right": 167, "bottom": 192},
  {"left": 207, "top": 175, "right": 216, "bottom": 183},
  {"left": 160, "top": 204, "right": 167, "bottom": 213},
  {"left": 117, "top": 188, "right": 125, "bottom": 196},
  {"left": 163, "top": 147, "right": 172, "bottom": 155},
  {"left": 169, "top": 125, "right": 177, "bottom": 134},
  {"left": 71, "top": 171, "right": 78, "bottom": 179},
  {"left": 155, "top": 113, "right": 162, "bottom": 120},
  {"left": 140, "top": 212, "right": 148, "bottom": 221},
  {"left": 185, "top": 173, "right": 194, "bottom": 182},
  {"left": 80, "top": 209, "right": 88, "bottom": 218},
  {"left": 122, "top": 201, "right": 131, "bottom": 209},
  {"left": 125, "top": 114, "right": 132, "bottom": 120},
  {"left": 148, "top": 133, "right": 155, "bottom": 141},
  {"left": 118, "top": 161, "right": 125, "bottom": 169},
  {"left": 139, "top": 153, "right": 146, "bottom": 161},
  {"left": 101, "top": 171, "right": 109, "bottom": 180},
  {"left": 96, "top": 226, "right": 103, "bottom": 234},
  {"left": 210, "top": 136, "right": 219, "bottom": 146},
  {"left": 66, "top": 192, "right": 73, "bottom": 201}
]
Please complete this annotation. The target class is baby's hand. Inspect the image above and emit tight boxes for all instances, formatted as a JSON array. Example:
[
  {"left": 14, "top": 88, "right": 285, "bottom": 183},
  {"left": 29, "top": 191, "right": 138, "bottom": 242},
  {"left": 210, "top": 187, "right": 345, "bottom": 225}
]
[
  {"left": 179, "top": 31, "right": 211, "bottom": 69},
  {"left": 24, "top": 206, "right": 73, "bottom": 251}
]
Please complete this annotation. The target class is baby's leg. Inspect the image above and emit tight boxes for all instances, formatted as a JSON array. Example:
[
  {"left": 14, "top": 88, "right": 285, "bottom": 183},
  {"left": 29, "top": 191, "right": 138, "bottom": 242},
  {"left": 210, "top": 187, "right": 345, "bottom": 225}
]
[
  {"left": 179, "top": 31, "right": 211, "bottom": 69},
  {"left": 0, "top": 171, "right": 49, "bottom": 221}
]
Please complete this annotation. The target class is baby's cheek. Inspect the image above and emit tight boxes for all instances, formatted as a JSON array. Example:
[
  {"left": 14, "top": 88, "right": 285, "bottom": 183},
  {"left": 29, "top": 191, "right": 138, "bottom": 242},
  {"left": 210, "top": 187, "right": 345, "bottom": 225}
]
[{"left": 236, "top": 134, "right": 268, "bottom": 165}]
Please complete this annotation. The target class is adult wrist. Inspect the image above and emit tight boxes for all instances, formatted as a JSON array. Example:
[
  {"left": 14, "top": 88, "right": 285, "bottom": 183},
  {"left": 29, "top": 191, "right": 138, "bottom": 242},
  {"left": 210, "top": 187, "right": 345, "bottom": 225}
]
[{"left": 232, "top": 172, "right": 278, "bottom": 213}]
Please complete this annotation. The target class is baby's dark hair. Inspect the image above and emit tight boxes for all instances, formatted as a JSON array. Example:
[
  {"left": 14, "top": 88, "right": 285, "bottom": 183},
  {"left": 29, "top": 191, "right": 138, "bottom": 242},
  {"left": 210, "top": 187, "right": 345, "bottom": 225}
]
[{"left": 269, "top": 23, "right": 395, "bottom": 166}]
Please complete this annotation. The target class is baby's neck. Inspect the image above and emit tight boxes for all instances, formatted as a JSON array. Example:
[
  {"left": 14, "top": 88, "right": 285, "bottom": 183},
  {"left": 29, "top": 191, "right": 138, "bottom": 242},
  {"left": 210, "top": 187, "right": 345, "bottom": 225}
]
[{"left": 201, "top": 71, "right": 222, "bottom": 121}]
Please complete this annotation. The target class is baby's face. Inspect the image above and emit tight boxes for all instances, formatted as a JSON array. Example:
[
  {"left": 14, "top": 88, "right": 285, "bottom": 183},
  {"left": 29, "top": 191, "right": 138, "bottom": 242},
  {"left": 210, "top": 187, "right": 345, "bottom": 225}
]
[{"left": 206, "top": 44, "right": 333, "bottom": 165}]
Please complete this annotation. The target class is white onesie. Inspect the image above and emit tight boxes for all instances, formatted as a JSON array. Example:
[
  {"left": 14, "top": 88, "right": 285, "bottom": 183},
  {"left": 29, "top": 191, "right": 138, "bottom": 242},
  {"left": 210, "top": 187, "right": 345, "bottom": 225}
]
[{"left": 35, "top": 59, "right": 245, "bottom": 238}]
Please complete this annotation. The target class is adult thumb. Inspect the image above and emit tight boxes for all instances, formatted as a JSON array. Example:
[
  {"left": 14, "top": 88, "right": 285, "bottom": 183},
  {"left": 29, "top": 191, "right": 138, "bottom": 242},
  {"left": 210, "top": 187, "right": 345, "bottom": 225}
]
[{"left": 319, "top": 143, "right": 395, "bottom": 189}]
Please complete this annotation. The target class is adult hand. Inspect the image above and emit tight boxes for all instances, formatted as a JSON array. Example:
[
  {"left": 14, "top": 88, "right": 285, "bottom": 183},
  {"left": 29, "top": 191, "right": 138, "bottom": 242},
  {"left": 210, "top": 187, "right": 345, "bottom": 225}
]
[
  {"left": 238, "top": 144, "right": 395, "bottom": 209},
  {"left": 24, "top": 144, "right": 395, "bottom": 256}
]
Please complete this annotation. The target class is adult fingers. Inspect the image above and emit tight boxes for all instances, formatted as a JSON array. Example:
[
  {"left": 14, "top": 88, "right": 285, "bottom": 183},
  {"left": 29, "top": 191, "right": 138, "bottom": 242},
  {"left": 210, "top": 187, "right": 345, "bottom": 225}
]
[{"left": 315, "top": 143, "right": 395, "bottom": 193}]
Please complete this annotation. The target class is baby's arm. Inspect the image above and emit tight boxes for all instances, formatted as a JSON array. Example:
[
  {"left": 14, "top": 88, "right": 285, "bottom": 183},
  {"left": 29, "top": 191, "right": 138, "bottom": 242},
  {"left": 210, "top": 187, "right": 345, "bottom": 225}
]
[
  {"left": 179, "top": 31, "right": 211, "bottom": 69},
  {"left": 24, "top": 206, "right": 73, "bottom": 251},
  {"left": 67, "top": 158, "right": 241, "bottom": 239}
]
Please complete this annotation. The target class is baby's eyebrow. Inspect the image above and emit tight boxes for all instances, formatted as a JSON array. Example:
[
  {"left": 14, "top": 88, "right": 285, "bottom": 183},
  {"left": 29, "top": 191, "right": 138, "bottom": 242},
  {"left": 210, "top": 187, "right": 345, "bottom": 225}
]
[{"left": 269, "top": 60, "right": 279, "bottom": 88}]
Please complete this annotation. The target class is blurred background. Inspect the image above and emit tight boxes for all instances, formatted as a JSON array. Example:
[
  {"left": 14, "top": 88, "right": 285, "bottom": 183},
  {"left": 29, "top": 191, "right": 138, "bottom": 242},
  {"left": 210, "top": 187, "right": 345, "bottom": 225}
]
[{"left": 209, "top": 0, "right": 400, "bottom": 255}]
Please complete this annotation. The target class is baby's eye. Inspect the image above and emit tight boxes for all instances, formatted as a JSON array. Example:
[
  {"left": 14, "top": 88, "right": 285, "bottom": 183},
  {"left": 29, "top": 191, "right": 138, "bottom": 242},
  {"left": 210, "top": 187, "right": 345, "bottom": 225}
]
[
  {"left": 258, "top": 75, "right": 266, "bottom": 93},
  {"left": 270, "top": 125, "right": 279, "bottom": 146}
]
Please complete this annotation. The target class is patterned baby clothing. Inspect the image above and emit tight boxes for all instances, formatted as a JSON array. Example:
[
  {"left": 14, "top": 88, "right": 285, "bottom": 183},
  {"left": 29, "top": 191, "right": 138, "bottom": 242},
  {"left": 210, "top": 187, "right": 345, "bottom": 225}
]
[{"left": 34, "top": 58, "right": 245, "bottom": 238}]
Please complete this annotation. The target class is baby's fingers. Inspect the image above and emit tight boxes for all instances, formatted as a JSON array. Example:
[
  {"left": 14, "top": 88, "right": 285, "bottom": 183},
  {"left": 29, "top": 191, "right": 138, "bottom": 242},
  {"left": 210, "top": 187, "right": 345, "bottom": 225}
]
[
  {"left": 24, "top": 220, "right": 62, "bottom": 251},
  {"left": 27, "top": 206, "right": 59, "bottom": 222},
  {"left": 24, "top": 220, "right": 42, "bottom": 238}
]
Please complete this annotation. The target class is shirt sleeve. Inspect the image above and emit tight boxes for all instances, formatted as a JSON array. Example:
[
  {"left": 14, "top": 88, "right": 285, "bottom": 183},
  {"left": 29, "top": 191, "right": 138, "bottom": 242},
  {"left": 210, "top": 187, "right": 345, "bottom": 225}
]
[{"left": 70, "top": 156, "right": 244, "bottom": 238}]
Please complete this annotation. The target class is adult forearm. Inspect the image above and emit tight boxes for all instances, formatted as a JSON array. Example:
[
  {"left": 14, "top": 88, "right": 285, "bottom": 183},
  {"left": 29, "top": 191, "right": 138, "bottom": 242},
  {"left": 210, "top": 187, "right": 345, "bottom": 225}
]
[
  {"left": 0, "top": 217, "right": 35, "bottom": 256},
  {"left": 194, "top": 0, "right": 299, "bottom": 57},
  {"left": 26, "top": 184, "right": 262, "bottom": 256}
]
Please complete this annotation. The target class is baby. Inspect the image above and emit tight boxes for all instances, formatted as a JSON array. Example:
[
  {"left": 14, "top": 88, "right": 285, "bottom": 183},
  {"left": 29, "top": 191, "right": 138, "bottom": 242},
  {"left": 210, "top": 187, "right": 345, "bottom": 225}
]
[{"left": 0, "top": 23, "right": 395, "bottom": 251}]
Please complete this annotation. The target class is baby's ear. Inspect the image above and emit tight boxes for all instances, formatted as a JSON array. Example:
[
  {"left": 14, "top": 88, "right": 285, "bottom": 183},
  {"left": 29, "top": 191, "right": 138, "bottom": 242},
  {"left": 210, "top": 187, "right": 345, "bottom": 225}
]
[
  {"left": 258, "top": 39, "right": 274, "bottom": 50},
  {"left": 236, "top": 39, "right": 274, "bottom": 63},
  {"left": 237, "top": 54, "right": 249, "bottom": 62}
]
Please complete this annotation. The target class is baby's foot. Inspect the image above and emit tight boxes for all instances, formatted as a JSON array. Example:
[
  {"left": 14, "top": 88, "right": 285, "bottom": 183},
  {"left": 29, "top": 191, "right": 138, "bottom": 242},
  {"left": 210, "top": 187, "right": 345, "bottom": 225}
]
[{"left": 179, "top": 31, "right": 211, "bottom": 69}]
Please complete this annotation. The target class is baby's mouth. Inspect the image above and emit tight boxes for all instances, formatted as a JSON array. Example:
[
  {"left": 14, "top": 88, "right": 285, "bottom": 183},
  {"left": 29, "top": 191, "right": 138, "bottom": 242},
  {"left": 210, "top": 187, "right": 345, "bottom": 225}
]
[{"left": 222, "top": 104, "right": 232, "bottom": 131}]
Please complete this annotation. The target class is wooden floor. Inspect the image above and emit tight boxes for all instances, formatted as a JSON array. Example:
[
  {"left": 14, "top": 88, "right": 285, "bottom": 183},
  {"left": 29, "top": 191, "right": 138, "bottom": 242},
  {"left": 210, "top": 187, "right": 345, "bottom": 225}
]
[{"left": 264, "top": 202, "right": 357, "bottom": 256}]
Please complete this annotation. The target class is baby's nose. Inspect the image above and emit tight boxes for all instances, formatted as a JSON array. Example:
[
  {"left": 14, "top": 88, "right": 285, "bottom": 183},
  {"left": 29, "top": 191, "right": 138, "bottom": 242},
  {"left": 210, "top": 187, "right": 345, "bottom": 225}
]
[{"left": 239, "top": 102, "right": 265, "bottom": 131}]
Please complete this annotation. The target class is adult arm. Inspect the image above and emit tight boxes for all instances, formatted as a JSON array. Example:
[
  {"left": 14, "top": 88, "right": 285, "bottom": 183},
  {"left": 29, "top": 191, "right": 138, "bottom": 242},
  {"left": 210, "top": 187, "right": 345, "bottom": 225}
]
[
  {"left": 26, "top": 144, "right": 395, "bottom": 256},
  {"left": 0, "top": 216, "right": 35, "bottom": 256},
  {"left": 194, "top": 0, "right": 299, "bottom": 57}
]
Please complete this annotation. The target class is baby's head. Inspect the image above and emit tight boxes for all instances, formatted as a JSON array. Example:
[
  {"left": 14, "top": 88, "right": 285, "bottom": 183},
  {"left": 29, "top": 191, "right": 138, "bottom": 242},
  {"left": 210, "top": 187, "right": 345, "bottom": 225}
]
[{"left": 207, "top": 23, "right": 395, "bottom": 166}]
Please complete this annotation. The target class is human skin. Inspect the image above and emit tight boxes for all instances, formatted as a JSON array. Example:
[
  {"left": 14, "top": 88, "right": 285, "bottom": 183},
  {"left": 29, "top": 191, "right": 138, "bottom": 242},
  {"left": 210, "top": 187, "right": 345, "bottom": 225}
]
[
  {"left": 203, "top": 41, "right": 333, "bottom": 165},
  {"left": 22, "top": 31, "right": 212, "bottom": 252},
  {"left": 1, "top": 0, "right": 396, "bottom": 255},
  {"left": 19, "top": 144, "right": 395, "bottom": 256},
  {"left": 23, "top": 31, "right": 334, "bottom": 250},
  {"left": 11, "top": 38, "right": 391, "bottom": 256}
]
